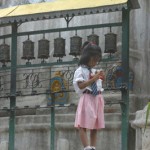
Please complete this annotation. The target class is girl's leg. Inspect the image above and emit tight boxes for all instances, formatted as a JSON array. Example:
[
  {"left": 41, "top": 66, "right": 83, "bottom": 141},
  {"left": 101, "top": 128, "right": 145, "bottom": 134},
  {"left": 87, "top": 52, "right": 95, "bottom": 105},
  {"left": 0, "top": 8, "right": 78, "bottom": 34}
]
[
  {"left": 79, "top": 128, "right": 89, "bottom": 147},
  {"left": 90, "top": 129, "right": 97, "bottom": 148}
]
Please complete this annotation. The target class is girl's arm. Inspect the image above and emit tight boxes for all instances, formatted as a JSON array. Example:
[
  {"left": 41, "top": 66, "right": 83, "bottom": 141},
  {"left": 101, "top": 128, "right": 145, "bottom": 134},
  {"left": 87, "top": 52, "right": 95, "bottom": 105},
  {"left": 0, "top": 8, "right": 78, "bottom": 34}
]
[{"left": 77, "top": 72, "right": 100, "bottom": 89}]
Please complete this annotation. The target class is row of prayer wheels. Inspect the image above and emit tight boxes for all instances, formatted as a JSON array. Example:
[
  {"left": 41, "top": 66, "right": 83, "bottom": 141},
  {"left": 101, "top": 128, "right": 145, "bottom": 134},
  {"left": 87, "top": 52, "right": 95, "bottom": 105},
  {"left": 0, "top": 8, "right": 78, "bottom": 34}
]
[{"left": 0, "top": 30, "right": 117, "bottom": 65}]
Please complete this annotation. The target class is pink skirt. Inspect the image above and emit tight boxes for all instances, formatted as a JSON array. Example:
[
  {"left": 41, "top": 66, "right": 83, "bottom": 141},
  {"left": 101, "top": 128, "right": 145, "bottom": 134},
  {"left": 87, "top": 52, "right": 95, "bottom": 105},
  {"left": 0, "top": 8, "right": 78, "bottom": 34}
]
[{"left": 74, "top": 93, "right": 105, "bottom": 129}]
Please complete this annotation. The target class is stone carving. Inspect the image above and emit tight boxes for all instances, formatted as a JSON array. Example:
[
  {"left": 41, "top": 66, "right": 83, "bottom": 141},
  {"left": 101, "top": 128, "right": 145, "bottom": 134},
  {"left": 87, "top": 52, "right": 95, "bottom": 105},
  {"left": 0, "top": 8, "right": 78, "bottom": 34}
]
[{"left": 131, "top": 105, "right": 150, "bottom": 150}]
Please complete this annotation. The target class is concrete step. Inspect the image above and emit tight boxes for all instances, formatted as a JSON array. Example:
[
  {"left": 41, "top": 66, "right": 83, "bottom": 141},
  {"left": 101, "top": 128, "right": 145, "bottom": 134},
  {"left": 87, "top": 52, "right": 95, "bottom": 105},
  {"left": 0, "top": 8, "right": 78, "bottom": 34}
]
[
  {"left": 0, "top": 105, "right": 135, "bottom": 126},
  {"left": 0, "top": 113, "right": 124, "bottom": 126},
  {"left": 0, "top": 113, "right": 135, "bottom": 131},
  {"left": 36, "top": 105, "right": 77, "bottom": 115}
]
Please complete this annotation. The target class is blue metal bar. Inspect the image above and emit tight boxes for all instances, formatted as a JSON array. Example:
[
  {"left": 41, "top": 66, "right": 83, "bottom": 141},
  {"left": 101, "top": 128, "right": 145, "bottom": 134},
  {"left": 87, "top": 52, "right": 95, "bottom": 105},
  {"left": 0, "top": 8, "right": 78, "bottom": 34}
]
[
  {"left": 0, "top": 56, "right": 119, "bottom": 71},
  {"left": 121, "top": 8, "right": 130, "bottom": 150},
  {"left": 8, "top": 23, "right": 18, "bottom": 150},
  {"left": 0, "top": 60, "right": 77, "bottom": 71},
  {"left": 50, "top": 93, "right": 55, "bottom": 150},
  {"left": 0, "top": 22, "right": 122, "bottom": 39}
]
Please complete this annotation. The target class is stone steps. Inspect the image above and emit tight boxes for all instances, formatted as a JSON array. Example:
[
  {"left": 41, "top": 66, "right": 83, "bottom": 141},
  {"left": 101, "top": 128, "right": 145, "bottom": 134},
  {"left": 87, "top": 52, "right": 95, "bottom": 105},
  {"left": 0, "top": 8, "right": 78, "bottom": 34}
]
[
  {"left": 0, "top": 105, "right": 120, "bottom": 117},
  {"left": 0, "top": 112, "right": 132, "bottom": 127},
  {"left": 0, "top": 102, "right": 135, "bottom": 128}
]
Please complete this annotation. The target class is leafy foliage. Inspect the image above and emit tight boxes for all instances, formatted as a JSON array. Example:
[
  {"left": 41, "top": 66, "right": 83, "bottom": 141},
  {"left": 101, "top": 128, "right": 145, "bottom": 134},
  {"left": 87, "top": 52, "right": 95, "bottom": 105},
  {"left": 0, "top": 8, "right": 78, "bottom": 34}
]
[{"left": 144, "top": 102, "right": 150, "bottom": 133}]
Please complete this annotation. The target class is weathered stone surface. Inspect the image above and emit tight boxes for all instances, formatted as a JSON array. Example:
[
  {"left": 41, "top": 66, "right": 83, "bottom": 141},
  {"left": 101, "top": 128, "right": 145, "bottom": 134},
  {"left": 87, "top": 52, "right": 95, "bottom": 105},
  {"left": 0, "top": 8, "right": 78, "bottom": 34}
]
[
  {"left": 0, "top": 107, "right": 135, "bottom": 150},
  {"left": 57, "top": 138, "right": 69, "bottom": 150},
  {"left": 131, "top": 105, "right": 150, "bottom": 150},
  {"left": 0, "top": 141, "right": 8, "bottom": 150}
]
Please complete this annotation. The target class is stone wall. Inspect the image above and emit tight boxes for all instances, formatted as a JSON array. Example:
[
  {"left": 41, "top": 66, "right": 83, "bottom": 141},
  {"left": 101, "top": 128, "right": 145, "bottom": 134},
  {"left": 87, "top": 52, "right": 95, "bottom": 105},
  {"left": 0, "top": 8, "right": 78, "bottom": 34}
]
[
  {"left": 0, "top": 105, "right": 133, "bottom": 150},
  {"left": 130, "top": 0, "right": 150, "bottom": 100}
]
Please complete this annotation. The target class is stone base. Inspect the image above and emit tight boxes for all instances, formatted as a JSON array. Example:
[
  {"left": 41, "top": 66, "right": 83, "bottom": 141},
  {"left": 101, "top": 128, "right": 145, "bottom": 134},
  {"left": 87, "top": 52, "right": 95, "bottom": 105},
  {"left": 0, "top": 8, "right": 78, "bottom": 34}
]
[
  {"left": 0, "top": 141, "right": 8, "bottom": 150},
  {"left": 131, "top": 105, "right": 150, "bottom": 150},
  {"left": 0, "top": 105, "right": 136, "bottom": 150}
]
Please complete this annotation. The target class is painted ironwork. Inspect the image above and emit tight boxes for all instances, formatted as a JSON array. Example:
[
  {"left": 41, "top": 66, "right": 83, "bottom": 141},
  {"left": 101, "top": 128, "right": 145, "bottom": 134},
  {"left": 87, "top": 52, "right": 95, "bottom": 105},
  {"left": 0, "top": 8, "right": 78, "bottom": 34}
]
[
  {"left": 0, "top": 60, "right": 134, "bottom": 99},
  {"left": 9, "top": 23, "right": 18, "bottom": 150},
  {"left": 0, "top": 22, "right": 123, "bottom": 40},
  {"left": 121, "top": 8, "right": 130, "bottom": 150},
  {"left": 23, "top": 72, "right": 42, "bottom": 89},
  {"left": 0, "top": 1, "right": 140, "bottom": 150}
]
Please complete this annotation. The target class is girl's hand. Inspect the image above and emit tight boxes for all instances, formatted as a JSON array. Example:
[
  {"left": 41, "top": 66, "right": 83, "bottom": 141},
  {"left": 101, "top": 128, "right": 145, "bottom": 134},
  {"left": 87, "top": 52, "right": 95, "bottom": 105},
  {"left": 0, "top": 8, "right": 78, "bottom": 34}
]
[
  {"left": 77, "top": 70, "right": 105, "bottom": 89},
  {"left": 95, "top": 70, "right": 105, "bottom": 81},
  {"left": 99, "top": 70, "right": 105, "bottom": 80},
  {"left": 91, "top": 72, "right": 101, "bottom": 81}
]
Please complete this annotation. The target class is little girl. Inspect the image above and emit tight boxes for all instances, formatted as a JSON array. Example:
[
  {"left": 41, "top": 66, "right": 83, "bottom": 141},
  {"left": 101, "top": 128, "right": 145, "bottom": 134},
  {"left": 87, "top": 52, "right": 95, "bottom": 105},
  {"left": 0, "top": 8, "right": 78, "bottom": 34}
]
[{"left": 73, "top": 42, "right": 105, "bottom": 150}]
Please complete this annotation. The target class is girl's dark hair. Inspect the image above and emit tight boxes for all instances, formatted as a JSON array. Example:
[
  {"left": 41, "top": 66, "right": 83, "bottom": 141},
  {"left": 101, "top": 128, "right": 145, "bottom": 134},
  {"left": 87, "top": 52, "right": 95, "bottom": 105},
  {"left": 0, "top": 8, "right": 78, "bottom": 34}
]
[{"left": 78, "top": 41, "right": 102, "bottom": 66}]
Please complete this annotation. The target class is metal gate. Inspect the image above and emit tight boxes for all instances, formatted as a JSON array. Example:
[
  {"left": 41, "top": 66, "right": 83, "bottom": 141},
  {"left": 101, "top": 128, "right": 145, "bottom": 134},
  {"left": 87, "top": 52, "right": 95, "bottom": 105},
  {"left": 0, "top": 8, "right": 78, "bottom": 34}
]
[{"left": 0, "top": 1, "right": 140, "bottom": 150}]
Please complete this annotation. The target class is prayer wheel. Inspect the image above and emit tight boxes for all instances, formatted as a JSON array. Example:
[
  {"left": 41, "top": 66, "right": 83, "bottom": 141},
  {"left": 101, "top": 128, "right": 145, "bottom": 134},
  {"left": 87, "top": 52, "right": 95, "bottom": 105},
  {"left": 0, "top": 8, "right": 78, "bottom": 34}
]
[
  {"left": 53, "top": 37, "right": 66, "bottom": 58},
  {"left": 22, "top": 38, "right": 35, "bottom": 61},
  {"left": 0, "top": 43, "right": 10, "bottom": 63},
  {"left": 87, "top": 33, "right": 99, "bottom": 45},
  {"left": 69, "top": 35, "right": 82, "bottom": 56},
  {"left": 105, "top": 32, "right": 117, "bottom": 53},
  {"left": 38, "top": 38, "right": 50, "bottom": 59}
]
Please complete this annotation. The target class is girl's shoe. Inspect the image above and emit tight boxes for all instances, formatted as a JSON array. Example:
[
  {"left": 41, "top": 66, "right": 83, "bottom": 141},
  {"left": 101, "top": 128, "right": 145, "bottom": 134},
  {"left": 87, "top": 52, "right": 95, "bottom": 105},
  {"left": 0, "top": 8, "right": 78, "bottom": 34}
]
[{"left": 84, "top": 147, "right": 92, "bottom": 150}]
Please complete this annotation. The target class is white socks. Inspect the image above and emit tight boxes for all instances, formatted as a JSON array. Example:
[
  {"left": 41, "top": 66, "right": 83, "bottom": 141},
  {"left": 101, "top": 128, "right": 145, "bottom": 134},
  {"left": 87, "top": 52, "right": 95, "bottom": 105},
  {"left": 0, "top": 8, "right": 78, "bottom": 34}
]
[
  {"left": 84, "top": 146, "right": 91, "bottom": 150},
  {"left": 84, "top": 146, "right": 96, "bottom": 150},
  {"left": 91, "top": 146, "right": 96, "bottom": 150}
]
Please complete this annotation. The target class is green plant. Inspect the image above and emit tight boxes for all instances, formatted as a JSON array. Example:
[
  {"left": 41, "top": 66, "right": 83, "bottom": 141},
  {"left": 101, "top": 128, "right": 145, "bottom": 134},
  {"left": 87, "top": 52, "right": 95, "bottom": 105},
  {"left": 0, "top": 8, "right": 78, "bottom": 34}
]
[{"left": 144, "top": 102, "right": 150, "bottom": 133}]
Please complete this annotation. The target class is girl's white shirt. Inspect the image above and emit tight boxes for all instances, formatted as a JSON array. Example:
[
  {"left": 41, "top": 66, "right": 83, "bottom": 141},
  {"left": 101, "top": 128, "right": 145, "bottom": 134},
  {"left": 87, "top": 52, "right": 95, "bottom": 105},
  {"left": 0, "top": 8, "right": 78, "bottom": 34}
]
[{"left": 73, "top": 66, "right": 104, "bottom": 96}]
